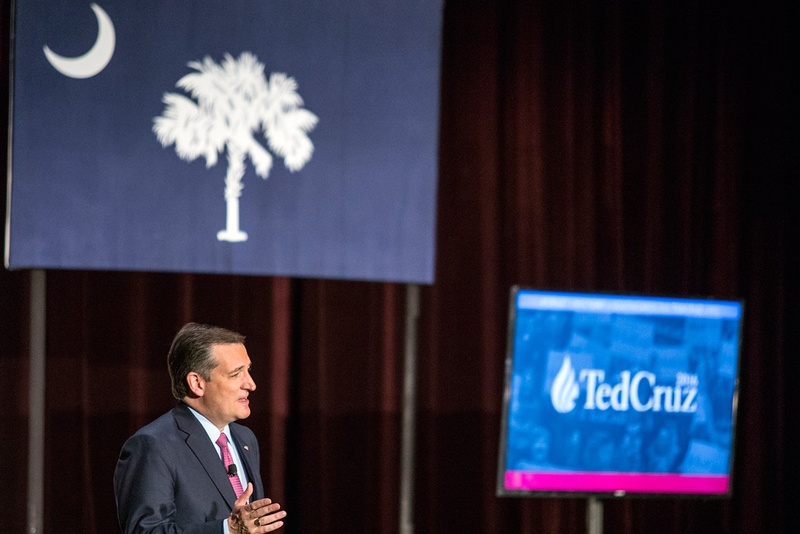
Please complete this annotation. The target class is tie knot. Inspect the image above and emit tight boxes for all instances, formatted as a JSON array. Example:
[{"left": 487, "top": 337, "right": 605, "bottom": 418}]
[{"left": 216, "top": 432, "right": 229, "bottom": 448}]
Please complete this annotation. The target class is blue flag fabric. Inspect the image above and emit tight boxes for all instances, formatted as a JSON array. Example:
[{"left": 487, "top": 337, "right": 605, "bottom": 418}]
[{"left": 6, "top": 1, "right": 442, "bottom": 283}]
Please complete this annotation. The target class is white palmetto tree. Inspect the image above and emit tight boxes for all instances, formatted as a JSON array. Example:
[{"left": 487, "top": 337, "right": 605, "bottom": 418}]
[{"left": 154, "top": 52, "right": 318, "bottom": 242}]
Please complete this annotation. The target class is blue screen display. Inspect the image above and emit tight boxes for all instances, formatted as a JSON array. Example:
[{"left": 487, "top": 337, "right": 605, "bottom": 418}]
[{"left": 498, "top": 289, "right": 743, "bottom": 496}]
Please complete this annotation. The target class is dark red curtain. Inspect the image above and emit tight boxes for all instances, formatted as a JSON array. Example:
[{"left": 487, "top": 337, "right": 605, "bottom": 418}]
[{"left": 1, "top": 1, "right": 797, "bottom": 532}]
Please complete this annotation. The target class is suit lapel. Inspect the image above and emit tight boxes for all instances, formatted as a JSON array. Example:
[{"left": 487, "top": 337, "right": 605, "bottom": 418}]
[{"left": 172, "top": 404, "right": 237, "bottom": 508}]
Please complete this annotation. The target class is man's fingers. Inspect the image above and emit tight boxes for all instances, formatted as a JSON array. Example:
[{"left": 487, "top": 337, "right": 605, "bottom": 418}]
[
  {"left": 257, "top": 509, "right": 287, "bottom": 531},
  {"left": 234, "top": 483, "right": 254, "bottom": 508}
]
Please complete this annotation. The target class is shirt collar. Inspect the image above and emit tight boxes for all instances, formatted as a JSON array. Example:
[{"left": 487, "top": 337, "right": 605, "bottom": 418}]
[{"left": 185, "top": 404, "right": 231, "bottom": 443}]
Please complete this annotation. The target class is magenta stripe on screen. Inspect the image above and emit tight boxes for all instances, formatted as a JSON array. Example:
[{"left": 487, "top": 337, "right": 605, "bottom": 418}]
[{"left": 504, "top": 471, "right": 729, "bottom": 494}]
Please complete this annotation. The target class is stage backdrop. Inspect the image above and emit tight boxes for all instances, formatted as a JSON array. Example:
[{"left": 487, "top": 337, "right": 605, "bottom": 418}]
[{"left": 5, "top": 0, "right": 442, "bottom": 283}]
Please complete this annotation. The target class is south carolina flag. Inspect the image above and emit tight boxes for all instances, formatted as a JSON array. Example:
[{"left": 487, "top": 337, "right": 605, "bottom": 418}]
[{"left": 6, "top": 0, "right": 443, "bottom": 283}]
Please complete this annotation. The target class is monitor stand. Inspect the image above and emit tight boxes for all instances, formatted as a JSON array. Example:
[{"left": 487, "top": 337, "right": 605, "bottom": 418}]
[{"left": 587, "top": 497, "right": 604, "bottom": 534}]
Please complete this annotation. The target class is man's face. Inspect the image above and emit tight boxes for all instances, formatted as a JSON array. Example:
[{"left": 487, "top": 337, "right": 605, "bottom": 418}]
[{"left": 197, "top": 343, "right": 256, "bottom": 429}]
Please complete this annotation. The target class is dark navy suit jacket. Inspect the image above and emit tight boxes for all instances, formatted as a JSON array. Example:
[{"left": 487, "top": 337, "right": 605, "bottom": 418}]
[{"left": 114, "top": 403, "right": 263, "bottom": 533}]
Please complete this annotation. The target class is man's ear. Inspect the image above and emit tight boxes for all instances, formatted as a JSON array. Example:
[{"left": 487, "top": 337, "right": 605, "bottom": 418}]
[{"left": 186, "top": 372, "right": 205, "bottom": 397}]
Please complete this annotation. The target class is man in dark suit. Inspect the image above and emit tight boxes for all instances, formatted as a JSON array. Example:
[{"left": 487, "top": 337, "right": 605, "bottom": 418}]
[{"left": 114, "top": 323, "right": 286, "bottom": 533}]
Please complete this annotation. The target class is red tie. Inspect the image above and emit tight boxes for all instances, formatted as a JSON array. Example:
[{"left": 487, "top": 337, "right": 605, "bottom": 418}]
[{"left": 216, "top": 432, "right": 244, "bottom": 498}]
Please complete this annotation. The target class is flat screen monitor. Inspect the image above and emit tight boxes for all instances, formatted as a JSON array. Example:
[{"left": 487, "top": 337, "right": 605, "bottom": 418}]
[{"left": 497, "top": 288, "right": 743, "bottom": 498}]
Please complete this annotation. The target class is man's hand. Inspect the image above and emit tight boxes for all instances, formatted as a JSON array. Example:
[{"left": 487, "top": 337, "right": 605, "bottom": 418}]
[{"left": 228, "top": 483, "right": 287, "bottom": 533}]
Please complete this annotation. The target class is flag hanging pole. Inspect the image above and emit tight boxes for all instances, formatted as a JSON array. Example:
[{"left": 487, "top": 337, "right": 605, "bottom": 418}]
[
  {"left": 399, "top": 284, "right": 420, "bottom": 534},
  {"left": 28, "top": 269, "right": 46, "bottom": 533}
]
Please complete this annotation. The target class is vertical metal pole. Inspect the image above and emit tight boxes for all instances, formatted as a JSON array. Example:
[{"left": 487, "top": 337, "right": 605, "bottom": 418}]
[
  {"left": 587, "top": 497, "right": 604, "bottom": 534},
  {"left": 28, "top": 269, "right": 46, "bottom": 533},
  {"left": 399, "top": 284, "right": 420, "bottom": 534}
]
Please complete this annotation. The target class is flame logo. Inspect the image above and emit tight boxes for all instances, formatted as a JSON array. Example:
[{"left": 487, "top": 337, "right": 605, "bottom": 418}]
[{"left": 550, "top": 356, "right": 579, "bottom": 413}]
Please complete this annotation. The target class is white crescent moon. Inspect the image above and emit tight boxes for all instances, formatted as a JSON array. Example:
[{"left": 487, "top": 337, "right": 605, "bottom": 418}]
[{"left": 43, "top": 3, "right": 116, "bottom": 79}]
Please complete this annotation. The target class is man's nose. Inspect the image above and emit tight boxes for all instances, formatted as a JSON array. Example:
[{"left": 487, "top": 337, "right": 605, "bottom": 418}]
[{"left": 244, "top": 371, "right": 256, "bottom": 391}]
